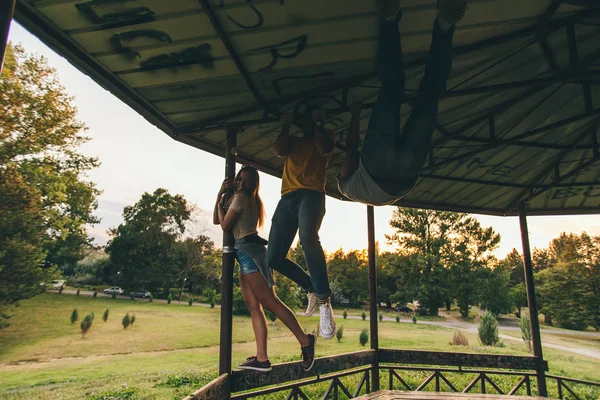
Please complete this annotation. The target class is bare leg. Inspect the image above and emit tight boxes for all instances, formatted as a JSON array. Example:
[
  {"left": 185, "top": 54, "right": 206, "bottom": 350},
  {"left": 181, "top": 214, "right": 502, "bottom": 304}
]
[
  {"left": 245, "top": 273, "right": 310, "bottom": 347},
  {"left": 239, "top": 272, "right": 269, "bottom": 362}
]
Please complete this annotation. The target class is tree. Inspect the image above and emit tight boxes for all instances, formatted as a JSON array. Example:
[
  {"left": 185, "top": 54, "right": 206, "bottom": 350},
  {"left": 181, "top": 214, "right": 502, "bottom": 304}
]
[
  {"left": 448, "top": 218, "right": 500, "bottom": 317},
  {"left": 175, "top": 235, "right": 217, "bottom": 295},
  {"left": 479, "top": 264, "right": 513, "bottom": 316},
  {"left": 1, "top": 44, "right": 100, "bottom": 276},
  {"left": 106, "top": 189, "right": 192, "bottom": 295},
  {"left": 387, "top": 208, "right": 491, "bottom": 315},
  {"left": 328, "top": 249, "right": 369, "bottom": 307},
  {"left": 1, "top": 44, "right": 99, "bottom": 327}
]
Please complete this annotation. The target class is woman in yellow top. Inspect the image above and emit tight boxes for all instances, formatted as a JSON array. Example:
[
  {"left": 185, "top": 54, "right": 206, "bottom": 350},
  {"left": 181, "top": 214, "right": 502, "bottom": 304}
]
[{"left": 214, "top": 165, "right": 316, "bottom": 372}]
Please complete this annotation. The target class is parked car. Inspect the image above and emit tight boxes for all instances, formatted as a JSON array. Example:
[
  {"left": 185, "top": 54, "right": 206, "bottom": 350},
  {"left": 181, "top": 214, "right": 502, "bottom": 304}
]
[
  {"left": 103, "top": 286, "right": 124, "bottom": 295},
  {"left": 131, "top": 290, "right": 151, "bottom": 299},
  {"left": 395, "top": 304, "right": 412, "bottom": 313},
  {"left": 48, "top": 280, "right": 66, "bottom": 290}
]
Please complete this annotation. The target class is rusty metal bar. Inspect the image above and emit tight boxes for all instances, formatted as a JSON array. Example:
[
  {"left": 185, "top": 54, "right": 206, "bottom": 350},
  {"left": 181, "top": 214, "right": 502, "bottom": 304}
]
[
  {"left": 0, "top": 0, "right": 15, "bottom": 74},
  {"left": 219, "top": 129, "right": 237, "bottom": 383},
  {"left": 367, "top": 205, "right": 379, "bottom": 391},
  {"left": 518, "top": 202, "right": 548, "bottom": 397}
]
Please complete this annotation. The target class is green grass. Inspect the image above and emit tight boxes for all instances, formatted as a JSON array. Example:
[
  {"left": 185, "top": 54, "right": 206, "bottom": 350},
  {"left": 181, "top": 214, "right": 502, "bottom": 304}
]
[{"left": 1, "top": 294, "right": 599, "bottom": 399}]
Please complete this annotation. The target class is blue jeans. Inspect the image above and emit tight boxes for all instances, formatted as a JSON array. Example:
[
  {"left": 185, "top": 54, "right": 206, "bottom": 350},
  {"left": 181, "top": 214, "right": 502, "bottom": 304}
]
[
  {"left": 361, "top": 17, "right": 455, "bottom": 187},
  {"left": 235, "top": 249, "right": 259, "bottom": 276},
  {"left": 266, "top": 189, "right": 330, "bottom": 300}
]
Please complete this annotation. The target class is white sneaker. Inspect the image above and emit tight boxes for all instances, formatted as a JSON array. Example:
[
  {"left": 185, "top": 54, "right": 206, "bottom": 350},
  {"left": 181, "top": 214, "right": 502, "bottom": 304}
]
[
  {"left": 305, "top": 292, "right": 318, "bottom": 317},
  {"left": 319, "top": 301, "right": 336, "bottom": 340},
  {"left": 375, "top": 0, "right": 400, "bottom": 21}
]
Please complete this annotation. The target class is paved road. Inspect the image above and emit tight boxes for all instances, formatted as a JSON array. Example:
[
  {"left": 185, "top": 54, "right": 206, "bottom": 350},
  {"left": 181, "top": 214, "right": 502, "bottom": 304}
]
[{"left": 59, "top": 289, "right": 600, "bottom": 359}]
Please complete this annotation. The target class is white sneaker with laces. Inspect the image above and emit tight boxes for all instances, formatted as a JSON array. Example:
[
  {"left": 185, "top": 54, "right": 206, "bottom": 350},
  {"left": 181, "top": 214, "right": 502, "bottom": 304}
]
[
  {"left": 319, "top": 301, "right": 336, "bottom": 340},
  {"left": 305, "top": 292, "right": 318, "bottom": 317}
]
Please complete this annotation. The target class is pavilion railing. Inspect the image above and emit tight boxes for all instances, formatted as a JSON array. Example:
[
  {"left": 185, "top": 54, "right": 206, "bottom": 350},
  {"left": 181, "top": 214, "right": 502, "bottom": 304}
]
[{"left": 185, "top": 349, "right": 600, "bottom": 400}]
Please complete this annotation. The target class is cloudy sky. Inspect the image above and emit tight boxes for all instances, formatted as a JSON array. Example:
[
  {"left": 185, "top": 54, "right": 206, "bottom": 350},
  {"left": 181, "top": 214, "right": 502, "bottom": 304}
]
[{"left": 8, "top": 22, "right": 600, "bottom": 259}]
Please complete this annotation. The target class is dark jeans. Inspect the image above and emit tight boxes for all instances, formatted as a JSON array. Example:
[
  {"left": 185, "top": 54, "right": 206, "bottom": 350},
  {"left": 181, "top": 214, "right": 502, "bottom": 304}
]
[
  {"left": 266, "top": 189, "right": 330, "bottom": 300},
  {"left": 361, "top": 17, "right": 455, "bottom": 186}
]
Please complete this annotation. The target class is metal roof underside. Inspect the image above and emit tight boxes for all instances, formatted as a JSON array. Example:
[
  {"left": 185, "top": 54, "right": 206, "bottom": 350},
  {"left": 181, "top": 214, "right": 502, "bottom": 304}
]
[{"left": 14, "top": 0, "right": 600, "bottom": 216}]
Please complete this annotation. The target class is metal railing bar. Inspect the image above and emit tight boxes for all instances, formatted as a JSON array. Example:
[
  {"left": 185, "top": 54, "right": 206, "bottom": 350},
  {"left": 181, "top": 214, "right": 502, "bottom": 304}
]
[
  {"left": 231, "top": 367, "right": 371, "bottom": 399},
  {"left": 383, "top": 365, "right": 538, "bottom": 376},
  {"left": 416, "top": 372, "right": 437, "bottom": 391},
  {"left": 508, "top": 376, "right": 528, "bottom": 395},
  {"left": 322, "top": 379, "right": 336, "bottom": 399},
  {"left": 389, "top": 369, "right": 413, "bottom": 391},
  {"left": 484, "top": 374, "right": 505, "bottom": 395},
  {"left": 463, "top": 375, "right": 481, "bottom": 393},
  {"left": 439, "top": 371, "right": 460, "bottom": 392},
  {"left": 546, "top": 374, "right": 600, "bottom": 387},
  {"left": 353, "top": 371, "right": 369, "bottom": 398},
  {"left": 337, "top": 378, "right": 353, "bottom": 399}
]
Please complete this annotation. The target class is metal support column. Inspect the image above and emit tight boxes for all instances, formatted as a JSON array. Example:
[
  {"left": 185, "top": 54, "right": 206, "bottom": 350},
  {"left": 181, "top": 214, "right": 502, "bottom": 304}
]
[
  {"left": 219, "top": 129, "right": 237, "bottom": 389},
  {"left": 0, "top": 0, "right": 16, "bottom": 74},
  {"left": 367, "top": 205, "right": 380, "bottom": 391},
  {"left": 518, "top": 202, "right": 548, "bottom": 397}
]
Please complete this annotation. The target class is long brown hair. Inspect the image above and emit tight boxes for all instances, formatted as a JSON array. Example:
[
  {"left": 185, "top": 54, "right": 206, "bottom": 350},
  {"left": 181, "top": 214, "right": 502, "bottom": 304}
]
[{"left": 235, "top": 165, "right": 265, "bottom": 228}]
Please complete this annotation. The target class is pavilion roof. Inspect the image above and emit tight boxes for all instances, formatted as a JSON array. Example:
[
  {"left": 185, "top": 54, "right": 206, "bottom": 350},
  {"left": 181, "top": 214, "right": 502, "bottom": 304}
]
[{"left": 15, "top": 0, "right": 600, "bottom": 215}]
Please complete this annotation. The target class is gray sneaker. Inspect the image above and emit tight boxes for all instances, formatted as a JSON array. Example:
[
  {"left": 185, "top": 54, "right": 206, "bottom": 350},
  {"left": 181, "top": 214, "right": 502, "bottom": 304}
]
[
  {"left": 375, "top": 0, "right": 400, "bottom": 21},
  {"left": 305, "top": 292, "right": 318, "bottom": 317},
  {"left": 437, "top": 0, "right": 468, "bottom": 26}
]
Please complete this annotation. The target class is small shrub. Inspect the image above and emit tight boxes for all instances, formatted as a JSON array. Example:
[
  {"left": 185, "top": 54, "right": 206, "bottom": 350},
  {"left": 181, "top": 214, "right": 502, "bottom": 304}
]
[
  {"left": 343, "top": 310, "right": 348, "bottom": 319},
  {"left": 359, "top": 328, "right": 369, "bottom": 347},
  {"left": 149, "top": 294, "right": 153, "bottom": 303},
  {"left": 76, "top": 288, "right": 80, "bottom": 296},
  {"left": 478, "top": 310, "right": 501, "bottom": 346},
  {"left": 130, "top": 313, "right": 136, "bottom": 325},
  {"left": 122, "top": 313, "right": 131, "bottom": 329},
  {"left": 93, "top": 289, "right": 97, "bottom": 298},
  {"left": 80, "top": 314, "right": 93, "bottom": 338},
  {"left": 379, "top": 313, "right": 383, "bottom": 322},
  {"left": 70, "top": 308, "right": 79, "bottom": 324},
  {"left": 520, "top": 314, "right": 532, "bottom": 352},
  {"left": 102, "top": 308, "right": 109, "bottom": 322},
  {"left": 361, "top": 311, "right": 366, "bottom": 321},
  {"left": 112, "top": 292, "right": 116, "bottom": 300},
  {"left": 167, "top": 293, "right": 172, "bottom": 304},
  {"left": 210, "top": 299, "right": 215, "bottom": 308},
  {"left": 188, "top": 297, "right": 193, "bottom": 307},
  {"left": 396, "top": 315, "right": 400, "bottom": 323},
  {"left": 412, "top": 314, "right": 417, "bottom": 324},
  {"left": 450, "top": 330, "right": 469, "bottom": 346},
  {"left": 156, "top": 372, "right": 212, "bottom": 388},
  {"left": 336, "top": 326, "right": 344, "bottom": 342},
  {"left": 91, "top": 388, "right": 138, "bottom": 400}
]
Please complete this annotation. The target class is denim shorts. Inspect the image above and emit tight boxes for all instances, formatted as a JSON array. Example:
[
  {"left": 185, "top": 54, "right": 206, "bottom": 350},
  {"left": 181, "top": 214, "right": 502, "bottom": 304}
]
[{"left": 235, "top": 249, "right": 259, "bottom": 276}]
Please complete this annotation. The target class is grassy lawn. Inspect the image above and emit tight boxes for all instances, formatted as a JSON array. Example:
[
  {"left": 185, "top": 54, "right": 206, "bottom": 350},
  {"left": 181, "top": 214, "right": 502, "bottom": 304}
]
[{"left": 1, "top": 294, "right": 599, "bottom": 399}]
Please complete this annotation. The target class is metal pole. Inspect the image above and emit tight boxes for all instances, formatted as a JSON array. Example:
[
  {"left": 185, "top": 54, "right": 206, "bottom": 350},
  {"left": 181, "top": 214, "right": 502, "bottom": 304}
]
[
  {"left": 0, "top": 0, "right": 16, "bottom": 74},
  {"left": 219, "top": 129, "right": 237, "bottom": 386},
  {"left": 367, "top": 205, "right": 380, "bottom": 391},
  {"left": 518, "top": 202, "right": 548, "bottom": 397}
]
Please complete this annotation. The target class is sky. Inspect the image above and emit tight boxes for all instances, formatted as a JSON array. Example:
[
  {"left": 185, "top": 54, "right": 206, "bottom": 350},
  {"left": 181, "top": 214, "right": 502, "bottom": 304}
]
[{"left": 8, "top": 22, "right": 600, "bottom": 259}]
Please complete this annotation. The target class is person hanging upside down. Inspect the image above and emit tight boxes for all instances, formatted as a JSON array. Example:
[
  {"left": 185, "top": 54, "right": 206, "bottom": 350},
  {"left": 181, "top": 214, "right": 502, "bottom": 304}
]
[
  {"left": 214, "top": 165, "right": 316, "bottom": 372},
  {"left": 337, "top": 0, "right": 468, "bottom": 206}
]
